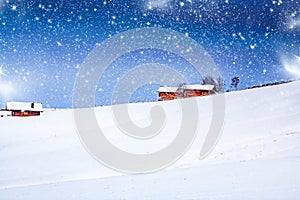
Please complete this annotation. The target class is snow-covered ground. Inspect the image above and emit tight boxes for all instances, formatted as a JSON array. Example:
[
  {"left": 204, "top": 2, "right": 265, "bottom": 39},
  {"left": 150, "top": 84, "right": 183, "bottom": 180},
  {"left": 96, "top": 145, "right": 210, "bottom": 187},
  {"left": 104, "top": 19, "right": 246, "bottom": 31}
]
[{"left": 1, "top": 81, "right": 300, "bottom": 199}]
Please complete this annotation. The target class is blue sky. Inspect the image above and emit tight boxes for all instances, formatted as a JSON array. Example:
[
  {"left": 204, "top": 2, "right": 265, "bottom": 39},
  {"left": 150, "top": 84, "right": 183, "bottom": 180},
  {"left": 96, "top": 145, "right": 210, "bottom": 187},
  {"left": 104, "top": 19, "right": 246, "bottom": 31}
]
[{"left": 0, "top": 0, "right": 299, "bottom": 108}]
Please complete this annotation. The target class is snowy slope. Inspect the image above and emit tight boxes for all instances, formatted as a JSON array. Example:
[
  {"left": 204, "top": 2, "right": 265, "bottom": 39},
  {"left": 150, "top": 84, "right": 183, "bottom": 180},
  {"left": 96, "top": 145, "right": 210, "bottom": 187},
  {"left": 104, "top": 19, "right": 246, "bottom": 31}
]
[{"left": 0, "top": 81, "right": 300, "bottom": 199}]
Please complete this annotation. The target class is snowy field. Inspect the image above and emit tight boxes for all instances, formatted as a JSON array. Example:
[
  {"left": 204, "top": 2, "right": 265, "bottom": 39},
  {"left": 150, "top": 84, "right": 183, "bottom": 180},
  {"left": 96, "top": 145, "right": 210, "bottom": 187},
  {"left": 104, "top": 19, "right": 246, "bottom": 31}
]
[{"left": 1, "top": 81, "right": 300, "bottom": 199}]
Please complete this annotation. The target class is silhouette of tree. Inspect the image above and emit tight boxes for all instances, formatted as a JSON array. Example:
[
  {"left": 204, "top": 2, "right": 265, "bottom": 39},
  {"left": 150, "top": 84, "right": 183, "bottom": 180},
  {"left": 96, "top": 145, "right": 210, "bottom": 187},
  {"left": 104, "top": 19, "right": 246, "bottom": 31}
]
[{"left": 231, "top": 76, "right": 240, "bottom": 90}]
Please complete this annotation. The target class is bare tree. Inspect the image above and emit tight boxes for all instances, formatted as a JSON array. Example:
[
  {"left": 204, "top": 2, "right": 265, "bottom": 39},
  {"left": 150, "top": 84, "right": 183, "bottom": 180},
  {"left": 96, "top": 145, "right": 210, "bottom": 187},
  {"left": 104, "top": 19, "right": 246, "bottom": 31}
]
[
  {"left": 202, "top": 76, "right": 224, "bottom": 92},
  {"left": 215, "top": 77, "right": 225, "bottom": 92}
]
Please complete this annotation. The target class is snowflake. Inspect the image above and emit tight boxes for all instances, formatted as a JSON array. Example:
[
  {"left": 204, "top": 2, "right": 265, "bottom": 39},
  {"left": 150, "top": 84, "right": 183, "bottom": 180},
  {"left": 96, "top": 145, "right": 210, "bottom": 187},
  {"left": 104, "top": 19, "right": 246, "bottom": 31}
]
[{"left": 11, "top": 5, "right": 17, "bottom": 10}]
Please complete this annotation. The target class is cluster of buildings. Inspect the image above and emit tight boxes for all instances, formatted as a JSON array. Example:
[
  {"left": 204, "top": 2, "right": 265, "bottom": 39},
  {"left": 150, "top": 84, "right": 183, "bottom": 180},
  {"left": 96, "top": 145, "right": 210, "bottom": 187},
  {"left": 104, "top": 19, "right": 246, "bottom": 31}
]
[
  {"left": 157, "top": 84, "right": 216, "bottom": 101},
  {"left": 0, "top": 102, "right": 43, "bottom": 117},
  {"left": 0, "top": 84, "right": 215, "bottom": 117}
]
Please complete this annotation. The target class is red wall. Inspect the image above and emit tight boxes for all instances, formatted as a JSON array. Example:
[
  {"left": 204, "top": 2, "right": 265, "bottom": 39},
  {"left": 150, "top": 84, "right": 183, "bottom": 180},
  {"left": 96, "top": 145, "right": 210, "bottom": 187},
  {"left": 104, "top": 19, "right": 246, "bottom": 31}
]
[
  {"left": 158, "top": 92, "right": 178, "bottom": 101},
  {"left": 12, "top": 111, "right": 41, "bottom": 117},
  {"left": 184, "top": 90, "right": 210, "bottom": 97}
]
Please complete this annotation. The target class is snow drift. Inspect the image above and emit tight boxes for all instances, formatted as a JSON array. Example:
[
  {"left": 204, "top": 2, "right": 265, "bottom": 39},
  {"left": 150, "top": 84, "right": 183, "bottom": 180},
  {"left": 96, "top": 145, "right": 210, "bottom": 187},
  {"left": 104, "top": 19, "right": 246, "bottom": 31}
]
[{"left": 0, "top": 81, "right": 300, "bottom": 199}]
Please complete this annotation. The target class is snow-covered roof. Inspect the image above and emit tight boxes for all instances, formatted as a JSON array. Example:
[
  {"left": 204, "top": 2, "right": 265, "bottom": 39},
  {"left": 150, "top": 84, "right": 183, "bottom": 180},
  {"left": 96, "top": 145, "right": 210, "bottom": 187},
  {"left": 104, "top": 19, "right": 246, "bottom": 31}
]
[
  {"left": 157, "top": 87, "right": 179, "bottom": 93},
  {"left": 5, "top": 102, "right": 43, "bottom": 112},
  {"left": 183, "top": 84, "right": 215, "bottom": 91}
]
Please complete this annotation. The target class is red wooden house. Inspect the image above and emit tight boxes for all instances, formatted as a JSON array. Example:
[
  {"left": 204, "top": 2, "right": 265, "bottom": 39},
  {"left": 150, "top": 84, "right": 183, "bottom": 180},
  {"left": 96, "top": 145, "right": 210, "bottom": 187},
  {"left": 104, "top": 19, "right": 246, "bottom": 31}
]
[
  {"left": 157, "top": 87, "right": 180, "bottom": 101},
  {"left": 5, "top": 102, "right": 43, "bottom": 117},
  {"left": 157, "top": 84, "right": 216, "bottom": 101},
  {"left": 181, "top": 84, "right": 216, "bottom": 97}
]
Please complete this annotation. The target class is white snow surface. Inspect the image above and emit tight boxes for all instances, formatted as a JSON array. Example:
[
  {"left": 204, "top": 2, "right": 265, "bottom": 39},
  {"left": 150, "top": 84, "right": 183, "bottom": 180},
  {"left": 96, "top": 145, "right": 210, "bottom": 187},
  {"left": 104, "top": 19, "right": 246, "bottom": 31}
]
[{"left": 1, "top": 81, "right": 300, "bottom": 199}]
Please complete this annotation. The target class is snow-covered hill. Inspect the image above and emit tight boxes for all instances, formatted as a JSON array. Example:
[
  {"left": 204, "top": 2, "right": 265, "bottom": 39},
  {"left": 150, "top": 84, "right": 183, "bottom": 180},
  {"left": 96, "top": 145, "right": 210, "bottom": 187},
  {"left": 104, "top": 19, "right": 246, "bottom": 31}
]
[{"left": 1, "top": 81, "right": 300, "bottom": 199}]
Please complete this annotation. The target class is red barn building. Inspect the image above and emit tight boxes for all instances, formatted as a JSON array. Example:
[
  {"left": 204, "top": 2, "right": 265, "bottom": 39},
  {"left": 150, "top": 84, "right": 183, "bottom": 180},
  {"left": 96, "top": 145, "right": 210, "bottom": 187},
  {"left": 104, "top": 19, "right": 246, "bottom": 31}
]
[
  {"left": 181, "top": 84, "right": 216, "bottom": 97},
  {"left": 157, "top": 87, "right": 180, "bottom": 101},
  {"left": 157, "top": 84, "right": 216, "bottom": 101},
  {"left": 5, "top": 102, "right": 43, "bottom": 117}
]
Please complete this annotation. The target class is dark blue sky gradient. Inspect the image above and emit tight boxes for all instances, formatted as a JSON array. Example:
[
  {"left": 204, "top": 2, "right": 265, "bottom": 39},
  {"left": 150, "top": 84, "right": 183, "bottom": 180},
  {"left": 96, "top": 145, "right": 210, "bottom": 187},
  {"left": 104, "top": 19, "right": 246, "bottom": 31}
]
[{"left": 0, "top": 0, "right": 299, "bottom": 108}]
